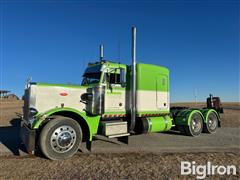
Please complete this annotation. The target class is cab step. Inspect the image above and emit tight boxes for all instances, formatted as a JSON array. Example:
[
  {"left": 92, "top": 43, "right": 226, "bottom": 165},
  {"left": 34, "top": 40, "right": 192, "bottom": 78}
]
[{"left": 108, "top": 133, "right": 130, "bottom": 138}]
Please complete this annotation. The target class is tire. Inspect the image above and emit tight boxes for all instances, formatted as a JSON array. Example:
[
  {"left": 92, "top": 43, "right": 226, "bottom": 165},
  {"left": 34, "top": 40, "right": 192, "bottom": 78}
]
[
  {"left": 39, "top": 116, "right": 82, "bottom": 160},
  {"left": 203, "top": 112, "right": 218, "bottom": 134},
  {"left": 184, "top": 112, "right": 203, "bottom": 136}
]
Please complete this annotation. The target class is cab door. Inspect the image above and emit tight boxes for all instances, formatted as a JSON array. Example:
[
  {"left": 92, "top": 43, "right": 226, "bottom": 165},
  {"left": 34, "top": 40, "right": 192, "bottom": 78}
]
[{"left": 104, "top": 72, "right": 126, "bottom": 114}]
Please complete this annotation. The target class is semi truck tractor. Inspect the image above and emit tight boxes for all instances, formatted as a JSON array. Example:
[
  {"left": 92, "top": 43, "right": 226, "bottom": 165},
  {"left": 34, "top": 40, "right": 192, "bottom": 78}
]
[{"left": 20, "top": 27, "right": 223, "bottom": 160}]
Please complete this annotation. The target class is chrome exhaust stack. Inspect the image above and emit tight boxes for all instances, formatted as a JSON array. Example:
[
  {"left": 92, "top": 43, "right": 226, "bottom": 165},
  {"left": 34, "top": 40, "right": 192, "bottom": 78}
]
[
  {"left": 100, "top": 44, "right": 104, "bottom": 61},
  {"left": 130, "top": 26, "right": 137, "bottom": 132}
]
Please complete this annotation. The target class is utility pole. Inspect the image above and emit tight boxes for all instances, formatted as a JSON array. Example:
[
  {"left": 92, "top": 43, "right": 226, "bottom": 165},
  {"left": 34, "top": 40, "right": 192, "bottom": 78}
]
[{"left": 194, "top": 89, "right": 198, "bottom": 104}]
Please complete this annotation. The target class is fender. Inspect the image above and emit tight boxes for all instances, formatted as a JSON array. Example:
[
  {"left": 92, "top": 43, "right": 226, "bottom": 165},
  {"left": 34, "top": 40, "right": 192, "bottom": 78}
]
[
  {"left": 175, "top": 109, "right": 204, "bottom": 126},
  {"left": 187, "top": 110, "right": 204, "bottom": 126},
  {"left": 32, "top": 107, "right": 101, "bottom": 141}
]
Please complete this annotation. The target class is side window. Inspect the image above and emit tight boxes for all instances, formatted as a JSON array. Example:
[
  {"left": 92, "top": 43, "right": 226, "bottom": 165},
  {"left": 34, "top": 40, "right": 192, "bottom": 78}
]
[
  {"left": 104, "top": 73, "right": 120, "bottom": 84},
  {"left": 109, "top": 73, "right": 120, "bottom": 84}
]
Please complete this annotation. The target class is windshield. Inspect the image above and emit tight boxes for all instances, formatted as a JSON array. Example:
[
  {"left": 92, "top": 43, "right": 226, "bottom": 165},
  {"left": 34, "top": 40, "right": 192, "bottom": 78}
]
[{"left": 81, "top": 73, "right": 101, "bottom": 85}]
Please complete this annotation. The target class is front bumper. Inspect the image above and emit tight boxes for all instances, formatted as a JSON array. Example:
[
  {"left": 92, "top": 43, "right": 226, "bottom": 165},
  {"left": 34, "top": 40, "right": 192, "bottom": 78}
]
[{"left": 20, "top": 122, "right": 36, "bottom": 154}]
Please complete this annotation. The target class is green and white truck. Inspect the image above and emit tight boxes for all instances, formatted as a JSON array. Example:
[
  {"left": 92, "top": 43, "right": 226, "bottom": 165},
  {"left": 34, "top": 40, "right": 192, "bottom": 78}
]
[{"left": 20, "top": 27, "right": 222, "bottom": 160}]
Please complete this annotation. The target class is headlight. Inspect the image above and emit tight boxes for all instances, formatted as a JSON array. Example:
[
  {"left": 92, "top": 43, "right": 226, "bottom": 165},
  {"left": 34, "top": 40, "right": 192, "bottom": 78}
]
[
  {"left": 29, "top": 107, "right": 38, "bottom": 117},
  {"left": 81, "top": 93, "right": 93, "bottom": 101}
]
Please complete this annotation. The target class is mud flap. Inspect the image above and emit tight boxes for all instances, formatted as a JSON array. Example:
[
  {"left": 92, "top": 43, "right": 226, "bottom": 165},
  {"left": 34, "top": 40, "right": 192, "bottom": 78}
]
[
  {"left": 117, "top": 136, "right": 129, "bottom": 144},
  {"left": 20, "top": 123, "right": 36, "bottom": 154},
  {"left": 86, "top": 141, "right": 92, "bottom": 151}
]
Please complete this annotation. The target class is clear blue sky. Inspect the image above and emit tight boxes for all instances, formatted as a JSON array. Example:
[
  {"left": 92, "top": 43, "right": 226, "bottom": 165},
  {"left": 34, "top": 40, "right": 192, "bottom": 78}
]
[{"left": 0, "top": 0, "right": 239, "bottom": 102}]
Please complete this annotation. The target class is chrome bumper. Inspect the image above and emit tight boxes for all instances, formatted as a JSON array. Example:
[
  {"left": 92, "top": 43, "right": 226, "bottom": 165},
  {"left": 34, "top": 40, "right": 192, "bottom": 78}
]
[{"left": 20, "top": 122, "right": 36, "bottom": 154}]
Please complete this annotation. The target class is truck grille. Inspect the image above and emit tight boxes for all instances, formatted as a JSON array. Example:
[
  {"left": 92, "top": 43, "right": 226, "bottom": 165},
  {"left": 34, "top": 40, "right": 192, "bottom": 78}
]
[{"left": 23, "top": 87, "right": 30, "bottom": 120}]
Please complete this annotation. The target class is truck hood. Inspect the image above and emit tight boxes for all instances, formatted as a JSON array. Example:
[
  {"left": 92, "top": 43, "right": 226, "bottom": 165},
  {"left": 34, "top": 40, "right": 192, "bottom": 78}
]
[{"left": 25, "top": 82, "right": 88, "bottom": 115}]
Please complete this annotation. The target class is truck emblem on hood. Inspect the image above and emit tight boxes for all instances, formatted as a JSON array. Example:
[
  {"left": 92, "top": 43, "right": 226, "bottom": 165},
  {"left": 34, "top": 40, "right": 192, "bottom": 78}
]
[{"left": 59, "top": 92, "right": 68, "bottom": 96}]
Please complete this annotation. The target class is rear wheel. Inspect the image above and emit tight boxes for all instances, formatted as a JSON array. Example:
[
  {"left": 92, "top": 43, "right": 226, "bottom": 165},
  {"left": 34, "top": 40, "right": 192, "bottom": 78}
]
[
  {"left": 185, "top": 112, "right": 203, "bottom": 136},
  {"left": 203, "top": 112, "right": 218, "bottom": 133},
  {"left": 39, "top": 116, "right": 82, "bottom": 160}
]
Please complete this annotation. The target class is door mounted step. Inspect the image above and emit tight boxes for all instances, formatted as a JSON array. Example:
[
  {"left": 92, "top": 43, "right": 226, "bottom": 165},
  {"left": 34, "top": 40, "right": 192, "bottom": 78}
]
[{"left": 108, "top": 133, "right": 130, "bottom": 138}]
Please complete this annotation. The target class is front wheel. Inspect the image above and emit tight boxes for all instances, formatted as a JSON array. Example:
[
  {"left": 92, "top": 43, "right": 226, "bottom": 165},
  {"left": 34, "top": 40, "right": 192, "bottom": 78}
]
[{"left": 39, "top": 116, "right": 82, "bottom": 160}]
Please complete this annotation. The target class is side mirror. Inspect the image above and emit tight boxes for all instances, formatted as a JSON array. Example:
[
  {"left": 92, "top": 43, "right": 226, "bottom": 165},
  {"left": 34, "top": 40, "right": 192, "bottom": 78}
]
[
  {"left": 81, "top": 93, "right": 93, "bottom": 101},
  {"left": 120, "top": 68, "right": 126, "bottom": 85}
]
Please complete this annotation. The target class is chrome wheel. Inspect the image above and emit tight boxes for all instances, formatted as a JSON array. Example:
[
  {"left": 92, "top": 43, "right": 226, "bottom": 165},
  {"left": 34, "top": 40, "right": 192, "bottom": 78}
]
[
  {"left": 192, "top": 117, "right": 201, "bottom": 132},
  {"left": 208, "top": 113, "right": 217, "bottom": 131},
  {"left": 203, "top": 111, "right": 218, "bottom": 133},
  {"left": 40, "top": 116, "right": 82, "bottom": 160},
  {"left": 186, "top": 112, "right": 203, "bottom": 136},
  {"left": 50, "top": 125, "right": 76, "bottom": 153}
]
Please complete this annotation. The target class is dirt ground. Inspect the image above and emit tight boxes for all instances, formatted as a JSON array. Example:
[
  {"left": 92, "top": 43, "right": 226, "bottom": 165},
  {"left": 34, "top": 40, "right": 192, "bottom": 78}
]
[
  {"left": 0, "top": 152, "right": 239, "bottom": 179},
  {"left": 0, "top": 100, "right": 239, "bottom": 179}
]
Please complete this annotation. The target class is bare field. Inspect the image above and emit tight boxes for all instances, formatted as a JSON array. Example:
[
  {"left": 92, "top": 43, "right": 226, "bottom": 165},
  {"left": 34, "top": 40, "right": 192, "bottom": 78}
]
[
  {"left": 0, "top": 100, "right": 239, "bottom": 179},
  {"left": 0, "top": 152, "right": 239, "bottom": 179},
  {"left": 1, "top": 100, "right": 239, "bottom": 127},
  {"left": 0, "top": 100, "right": 23, "bottom": 126}
]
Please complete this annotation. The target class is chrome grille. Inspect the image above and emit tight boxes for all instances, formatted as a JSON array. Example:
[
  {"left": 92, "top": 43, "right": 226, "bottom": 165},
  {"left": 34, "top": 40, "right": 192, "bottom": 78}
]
[{"left": 23, "top": 87, "right": 30, "bottom": 120}]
